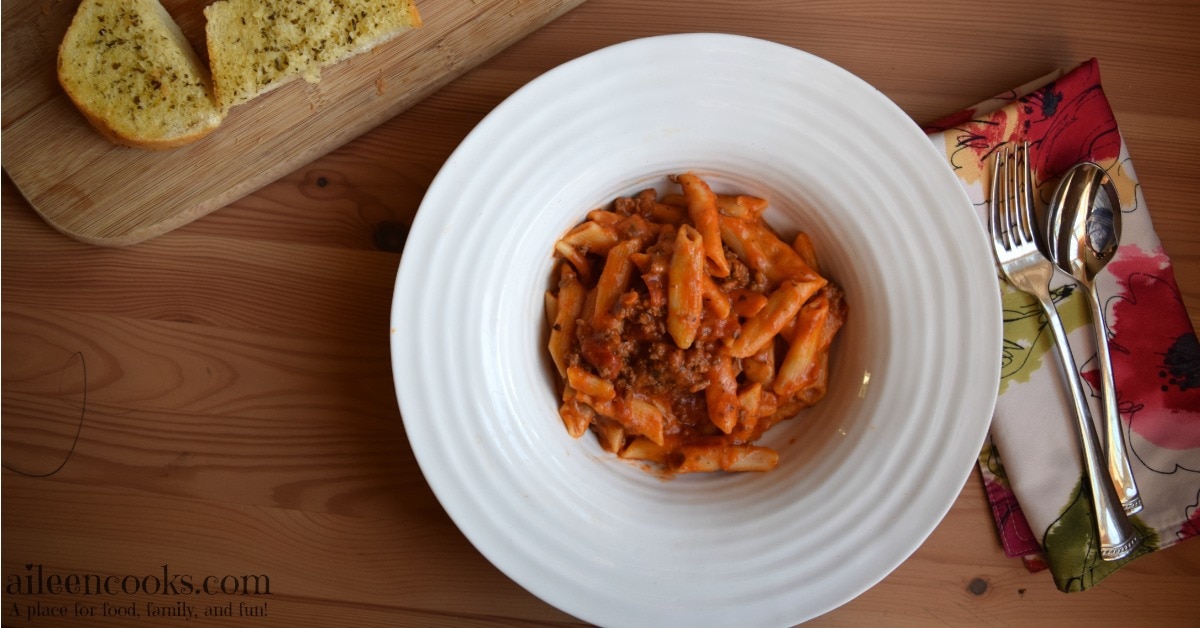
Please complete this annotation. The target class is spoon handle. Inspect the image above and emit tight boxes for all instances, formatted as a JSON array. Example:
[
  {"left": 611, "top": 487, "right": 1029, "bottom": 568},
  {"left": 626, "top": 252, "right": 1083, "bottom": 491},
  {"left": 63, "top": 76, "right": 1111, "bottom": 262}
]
[
  {"left": 1036, "top": 291, "right": 1140, "bottom": 561},
  {"left": 1085, "top": 284, "right": 1143, "bottom": 514}
]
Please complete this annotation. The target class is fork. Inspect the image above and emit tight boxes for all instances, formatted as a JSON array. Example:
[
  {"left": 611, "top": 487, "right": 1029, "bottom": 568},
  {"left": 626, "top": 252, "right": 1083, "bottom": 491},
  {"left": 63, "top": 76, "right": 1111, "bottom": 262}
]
[{"left": 988, "top": 142, "right": 1140, "bottom": 561}]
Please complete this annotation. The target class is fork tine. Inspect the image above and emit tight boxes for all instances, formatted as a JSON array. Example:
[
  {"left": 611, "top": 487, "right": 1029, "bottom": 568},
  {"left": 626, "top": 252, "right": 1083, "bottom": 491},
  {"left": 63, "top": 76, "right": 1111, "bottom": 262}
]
[
  {"left": 1006, "top": 144, "right": 1020, "bottom": 248},
  {"left": 1015, "top": 142, "right": 1035, "bottom": 246},
  {"left": 1009, "top": 143, "right": 1024, "bottom": 244},
  {"left": 1001, "top": 144, "right": 1017, "bottom": 251},
  {"left": 989, "top": 146, "right": 1005, "bottom": 251}
]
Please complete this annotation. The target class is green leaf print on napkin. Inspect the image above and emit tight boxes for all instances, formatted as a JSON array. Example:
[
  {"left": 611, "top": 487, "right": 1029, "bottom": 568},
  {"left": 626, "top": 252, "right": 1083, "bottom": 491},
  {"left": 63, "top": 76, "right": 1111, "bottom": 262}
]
[
  {"left": 998, "top": 283, "right": 1089, "bottom": 395},
  {"left": 1042, "top": 476, "right": 1158, "bottom": 592}
]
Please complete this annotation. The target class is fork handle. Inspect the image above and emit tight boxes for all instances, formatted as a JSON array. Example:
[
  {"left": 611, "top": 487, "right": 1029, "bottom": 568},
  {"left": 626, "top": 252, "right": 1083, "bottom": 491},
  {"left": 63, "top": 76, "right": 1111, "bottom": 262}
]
[
  {"left": 1084, "top": 284, "right": 1143, "bottom": 514},
  {"left": 1036, "top": 293, "right": 1141, "bottom": 561}
]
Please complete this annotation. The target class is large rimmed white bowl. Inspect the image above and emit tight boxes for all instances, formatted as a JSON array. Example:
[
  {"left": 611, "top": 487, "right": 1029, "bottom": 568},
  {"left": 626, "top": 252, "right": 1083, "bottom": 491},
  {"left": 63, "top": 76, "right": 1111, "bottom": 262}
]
[{"left": 391, "top": 33, "right": 1001, "bottom": 627}]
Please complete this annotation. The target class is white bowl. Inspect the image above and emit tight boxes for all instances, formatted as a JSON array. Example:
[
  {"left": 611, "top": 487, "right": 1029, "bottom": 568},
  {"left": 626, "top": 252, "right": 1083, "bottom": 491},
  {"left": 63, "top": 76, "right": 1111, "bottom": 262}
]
[{"left": 391, "top": 33, "right": 1001, "bottom": 627}]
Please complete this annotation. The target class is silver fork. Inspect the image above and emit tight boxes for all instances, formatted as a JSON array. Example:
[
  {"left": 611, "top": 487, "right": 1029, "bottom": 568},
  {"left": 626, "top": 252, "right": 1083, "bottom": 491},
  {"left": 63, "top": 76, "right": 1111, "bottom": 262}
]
[{"left": 989, "top": 142, "right": 1140, "bottom": 561}]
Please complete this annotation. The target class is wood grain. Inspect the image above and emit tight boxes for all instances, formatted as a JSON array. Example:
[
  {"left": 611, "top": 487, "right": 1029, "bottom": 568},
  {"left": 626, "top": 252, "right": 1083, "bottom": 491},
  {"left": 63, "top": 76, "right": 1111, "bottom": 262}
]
[
  {"left": 0, "top": 0, "right": 586, "bottom": 246},
  {"left": 4, "top": 1, "right": 1199, "bottom": 626}
]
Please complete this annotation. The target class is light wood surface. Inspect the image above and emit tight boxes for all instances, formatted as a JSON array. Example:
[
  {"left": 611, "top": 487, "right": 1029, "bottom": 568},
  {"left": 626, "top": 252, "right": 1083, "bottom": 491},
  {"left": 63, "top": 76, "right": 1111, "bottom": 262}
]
[
  {"left": 4, "top": 1, "right": 1199, "bottom": 626},
  {"left": 0, "top": 0, "right": 585, "bottom": 246}
]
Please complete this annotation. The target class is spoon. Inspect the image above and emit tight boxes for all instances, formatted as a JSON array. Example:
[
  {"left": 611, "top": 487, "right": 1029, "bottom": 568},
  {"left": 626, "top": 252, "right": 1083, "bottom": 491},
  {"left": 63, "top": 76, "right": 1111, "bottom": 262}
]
[{"left": 1047, "top": 162, "right": 1142, "bottom": 514}]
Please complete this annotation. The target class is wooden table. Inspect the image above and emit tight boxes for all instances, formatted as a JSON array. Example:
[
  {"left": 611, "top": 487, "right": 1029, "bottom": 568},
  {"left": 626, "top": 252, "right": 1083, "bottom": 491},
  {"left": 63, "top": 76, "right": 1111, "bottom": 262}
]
[{"left": 4, "top": 1, "right": 1199, "bottom": 625}]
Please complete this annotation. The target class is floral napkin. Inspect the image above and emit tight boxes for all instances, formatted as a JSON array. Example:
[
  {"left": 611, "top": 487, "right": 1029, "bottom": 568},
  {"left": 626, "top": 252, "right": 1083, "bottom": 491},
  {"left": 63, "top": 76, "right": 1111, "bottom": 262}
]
[{"left": 922, "top": 59, "right": 1200, "bottom": 592}]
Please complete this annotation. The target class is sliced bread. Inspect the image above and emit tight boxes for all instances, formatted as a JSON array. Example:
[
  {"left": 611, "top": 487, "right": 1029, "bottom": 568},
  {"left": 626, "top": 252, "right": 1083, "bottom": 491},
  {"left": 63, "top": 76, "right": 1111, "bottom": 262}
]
[
  {"left": 57, "top": 0, "right": 226, "bottom": 149},
  {"left": 204, "top": 0, "right": 423, "bottom": 110}
]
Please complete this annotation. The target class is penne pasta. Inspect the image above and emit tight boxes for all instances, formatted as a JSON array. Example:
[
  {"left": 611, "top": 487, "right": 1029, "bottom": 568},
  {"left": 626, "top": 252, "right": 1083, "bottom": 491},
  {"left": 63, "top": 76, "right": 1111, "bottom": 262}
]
[
  {"left": 567, "top": 365, "right": 616, "bottom": 401},
  {"left": 773, "top": 293, "right": 830, "bottom": 396},
  {"left": 737, "top": 382, "right": 763, "bottom": 417},
  {"left": 545, "top": 174, "right": 847, "bottom": 474},
  {"left": 592, "top": 238, "right": 643, "bottom": 329},
  {"left": 667, "top": 225, "right": 705, "bottom": 349},
  {"left": 715, "top": 194, "right": 769, "bottom": 219},
  {"left": 587, "top": 208, "right": 622, "bottom": 226},
  {"left": 659, "top": 192, "right": 687, "bottom": 207},
  {"left": 792, "top": 231, "right": 820, "bottom": 274},
  {"left": 635, "top": 223, "right": 676, "bottom": 310},
  {"left": 721, "top": 446, "right": 780, "bottom": 472},
  {"left": 670, "top": 443, "right": 779, "bottom": 473},
  {"left": 648, "top": 202, "right": 687, "bottom": 225},
  {"left": 719, "top": 215, "right": 824, "bottom": 288},
  {"left": 559, "top": 219, "right": 621, "bottom": 256},
  {"left": 674, "top": 173, "right": 730, "bottom": 277},
  {"left": 547, "top": 263, "right": 585, "bottom": 378},
  {"left": 705, "top": 351, "right": 740, "bottom": 434},
  {"left": 742, "top": 341, "right": 776, "bottom": 386},
  {"left": 544, "top": 291, "right": 558, "bottom": 324},
  {"left": 701, "top": 274, "right": 733, "bottom": 318},
  {"left": 553, "top": 239, "right": 593, "bottom": 285},
  {"left": 734, "top": 382, "right": 764, "bottom": 438},
  {"left": 558, "top": 387, "right": 594, "bottom": 439},
  {"left": 794, "top": 286, "right": 848, "bottom": 402},
  {"left": 728, "top": 280, "right": 807, "bottom": 358},
  {"left": 593, "top": 416, "right": 626, "bottom": 454},
  {"left": 620, "top": 436, "right": 669, "bottom": 465},
  {"left": 618, "top": 395, "right": 667, "bottom": 446},
  {"left": 730, "top": 289, "right": 769, "bottom": 318},
  {"left": 796, "top": 352, "right": 831, "bottom": 406}
]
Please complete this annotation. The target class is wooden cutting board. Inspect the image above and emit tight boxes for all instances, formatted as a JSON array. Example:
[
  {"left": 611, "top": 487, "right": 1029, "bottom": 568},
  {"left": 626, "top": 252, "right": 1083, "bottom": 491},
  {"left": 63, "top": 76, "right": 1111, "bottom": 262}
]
[{"left": 1, "top": 0, "right": 586, "bottom": 246}]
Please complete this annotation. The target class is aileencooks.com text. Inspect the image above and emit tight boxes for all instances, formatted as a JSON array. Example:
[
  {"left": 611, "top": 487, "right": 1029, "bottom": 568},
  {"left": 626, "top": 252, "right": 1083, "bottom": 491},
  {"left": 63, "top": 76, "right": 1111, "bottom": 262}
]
[{"left": 6, "top": 564, "right": 271, "bottom": 597}]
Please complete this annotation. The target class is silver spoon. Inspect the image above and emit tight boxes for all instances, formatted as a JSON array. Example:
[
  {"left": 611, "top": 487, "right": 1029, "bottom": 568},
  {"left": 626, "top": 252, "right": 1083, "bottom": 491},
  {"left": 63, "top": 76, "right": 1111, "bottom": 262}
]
[{"left": 1047, "top": 162, "right": 1142, "bottom": 514}]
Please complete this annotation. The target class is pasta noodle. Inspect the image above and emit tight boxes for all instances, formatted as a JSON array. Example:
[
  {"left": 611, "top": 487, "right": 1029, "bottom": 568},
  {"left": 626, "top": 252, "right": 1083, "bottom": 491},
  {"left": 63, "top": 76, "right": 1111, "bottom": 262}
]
[{"left": 545, "top": 173, "right": 847, "bottom": 473}]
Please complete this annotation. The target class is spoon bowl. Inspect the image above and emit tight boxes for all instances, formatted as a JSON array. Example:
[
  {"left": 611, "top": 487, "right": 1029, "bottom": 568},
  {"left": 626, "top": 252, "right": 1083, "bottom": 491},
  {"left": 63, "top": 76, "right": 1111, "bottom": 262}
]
[{"left": 1048, "top": 162, "right": 1121, "bottom": 275}]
